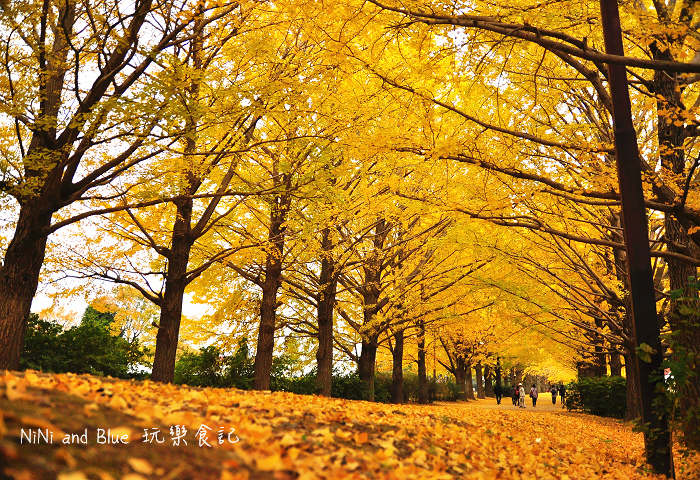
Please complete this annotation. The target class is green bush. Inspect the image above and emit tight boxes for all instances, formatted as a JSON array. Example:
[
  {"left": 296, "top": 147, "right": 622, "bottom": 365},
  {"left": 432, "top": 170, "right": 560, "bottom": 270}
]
[
  {"left": 566, "top": 376, "right": 627, "bottom": 418},
  {"left": 21, "top": 310, "right": 148, "bottom": 378},
  {"left": 174, "top": 338, "right": 291, "bottom": 390},
  {"left": 331, "top": 372, "right": 365, "bottom": 400},
  {"left": 173, "top": 346, "right": 225, "bottom": 387}
]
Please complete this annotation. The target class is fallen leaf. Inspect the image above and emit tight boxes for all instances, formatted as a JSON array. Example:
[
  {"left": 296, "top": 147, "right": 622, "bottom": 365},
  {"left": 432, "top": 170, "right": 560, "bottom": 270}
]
[
  {"left": 57, "top": 472, "right": 89, "bottom": 480},
  {"left": 19, "top": 416, "right": 65, "bottom": 437},
  {"left": 127, "top": 458, "right": 153, "bottom": 475},
  {"left": 354, "top": 431, "right": 368, "bottom": 445}
]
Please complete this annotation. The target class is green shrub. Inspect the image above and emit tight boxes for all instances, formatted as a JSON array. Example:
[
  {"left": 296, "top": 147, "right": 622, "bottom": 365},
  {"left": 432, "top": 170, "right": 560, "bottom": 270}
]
[
  {"left": 173, "top": 346, "right": 225, "bottom": 387},
  {"left": 566, "top": 376, "right": 627, "bottom": 418},
  {"left": 21, "top": 310, "right": 148, "bottom": 379},
  {"left": 331, "top": 372, "right": 365, "bottom": 400}
]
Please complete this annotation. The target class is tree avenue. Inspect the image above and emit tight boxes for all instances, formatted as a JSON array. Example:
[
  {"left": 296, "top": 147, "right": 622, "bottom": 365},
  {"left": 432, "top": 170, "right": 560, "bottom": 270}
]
[
  {"left": 358, "top": 0, "right": 700, "bottom": 456},
  {"left": 2, "top": 0, "right": 700, "bottom": 475}
]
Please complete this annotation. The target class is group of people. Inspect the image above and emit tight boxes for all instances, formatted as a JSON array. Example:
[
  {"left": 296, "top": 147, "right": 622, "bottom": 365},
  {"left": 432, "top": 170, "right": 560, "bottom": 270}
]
[{"left": 492, "top": 382, "right": 566, "bottom": 408}]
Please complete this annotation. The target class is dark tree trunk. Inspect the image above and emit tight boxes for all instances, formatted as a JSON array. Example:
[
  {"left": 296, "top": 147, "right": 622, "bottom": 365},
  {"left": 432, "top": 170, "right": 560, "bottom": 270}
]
[
  {"left": 623, "top": 349, "right": 641, "bottom": 422},
  {"left": 454, "top": 356, "right": 467, "bottom": 400},
  {"left": 610, "top": 351, "right": 622, "bottom": 377},
  {"left": 484, "top": 365, "right": 494, "bottom": 397},
  {"left": 652, "top": 40, "right": 700, "bottom": 452},
  {"left": 417, "top": 319, "right": 428, "bottom": 404},
  {"left": 254, "top": 250, "right": 284, "bottom": 390},
  {"left": 593, "top": 318, "right": 608, "bottom": 376},
  {"left": 465, "top": 362, "right": 475, "bottom": 400},
  {"left": 254, "top": 189, "right": 289, "bottom": 390},
  {"left": 601, "top": 4, "right": 672, "bottom": 473},
  {"left": 0, "top": 2, "right": 76, "bottom": 370},
  {"left": 356, "top": 219, "right": 388, "bottom": 401},
  {"left": 151, "top": 200, "right": 194, "bottom": 383},
  {"left": 358, "top": 338, "right": 378, "bottom": 401},
  {"left": 0, "top": 200, "right": 53, "bottom": 370},
  {"left": 316, "top": 227, "right": 336, "bottom": 397},
  {"left": 475, "top": 361, "right": 485, "bottom": 399},
  {"left": 495, "top": 357, "right": 502, "bottom": 388},
  {"left": 391, "top": 329, "right": 404, "bottom": 403}
]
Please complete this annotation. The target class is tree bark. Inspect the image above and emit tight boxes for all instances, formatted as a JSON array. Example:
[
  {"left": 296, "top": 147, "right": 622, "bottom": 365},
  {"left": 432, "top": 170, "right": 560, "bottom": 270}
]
[
  {"left": 254, "top": 189, "right": 289, "bottom": 390},
  {"left": 417, "top": 319, "right": 428, "bottom": 404},
  {"left": 454, "top": 356, "right": 467, "bottom": 401},
  {"left": 475, "top": 361, "right": 485, "bottom": 399},
  {"left": 465, "top": 362, "right": 475, "bottom": 400},
  {"left": 623, "top": 348, "right": 641, "bottom": 422},
  {"left": 484, "top": 364, "right": 494, "bottom": 397},
  {"left": 358, "top": 338, "right": 378, "bottom": 401},
  {"left": 652, "top": 38, "right": 700, "bottom": 452},
  {"left": 0, "top": 200, "right": 54, "bottom": 370},
  {"left": 610, "top": 351, "right": 622, "bottom": 377},
  {"left": 495, "top": 357, "right": 502, "bottom": 388},
  {"left": 151, "top": 200, "right": 194, "bottom": 383},
  {"left": 0, "top": 1, "right": 77, "bottom": 370},
  {"left": 356, "top": 219, "right": 388, "bottom": 401},
  {"left": 391, "top": 329, "right": 404, "bottom": 403},
  {"left": 315, "top": 227, "right": 336, "bottom": 396}
]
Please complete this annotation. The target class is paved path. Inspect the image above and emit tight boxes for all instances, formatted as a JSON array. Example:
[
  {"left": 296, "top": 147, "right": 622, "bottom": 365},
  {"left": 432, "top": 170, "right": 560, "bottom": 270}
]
[{"left": 439, "top": 395, "right": 568, "bottom": 414}]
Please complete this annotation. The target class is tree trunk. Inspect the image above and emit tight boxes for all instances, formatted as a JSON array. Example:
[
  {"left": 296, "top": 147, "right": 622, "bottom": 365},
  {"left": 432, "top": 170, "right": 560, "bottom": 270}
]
[
  {"left": 623, "top": 349, "right": 641, "bottom": 422},
  {"left": 653, "top": 40, "right": 700, "bottom": 452},
  {"left": 454, "top": 356, "right": 467, "bottom": 400},
  {"left": 417, "top": 319, "right": 428, "bottom": 404},
  {"left": 475, "top": 361, "right": 485, "bottom": 399},
  {"left": 0, "top": 200, "right": 53, "bottom": 370},
  {"left": 315, "top": 227, "right": 336, "bottom": 397},
  {"left": 391, "top": 329, "right": 404, "bottom": 403},
  {"left": 610, "top": 351, "right": 622, "bottom": 377},
  {"left": 358, "top": 338, "right": 378, "bottom": 401},
  {"left": 495, "top": 357, "right": 502, "bottom": 388},
  {"left": 151, "top": 200, "right": 194, "bottom": 383},
  {"left": 254, "top": 254, "right": 283, "bottom": 390},
  {"left": 0, "top": 1, "right": 77, "bottom": 370},
  {"left": 254, "top": 189, "right": 289, "bottom": 390},
  {"left": 465, "top": 362, "right": 475, "bottom": 400},
  {"left": 593, "top": 318, "right": 608, "bottom": 376},
  {"left": 484, "top": 364, "right": 494, "bottom": 397}
]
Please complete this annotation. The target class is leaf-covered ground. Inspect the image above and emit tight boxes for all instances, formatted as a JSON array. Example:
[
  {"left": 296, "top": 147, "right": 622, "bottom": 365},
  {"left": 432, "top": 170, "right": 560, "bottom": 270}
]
[{"left": 1, "top": 372, "right": 699, "bottom": 480}]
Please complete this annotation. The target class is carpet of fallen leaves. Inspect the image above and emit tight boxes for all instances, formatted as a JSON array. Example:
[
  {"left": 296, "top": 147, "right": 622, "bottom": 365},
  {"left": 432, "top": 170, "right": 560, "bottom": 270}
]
[{"left": 1, "top": 371, "right": 699, "bottom": 480}]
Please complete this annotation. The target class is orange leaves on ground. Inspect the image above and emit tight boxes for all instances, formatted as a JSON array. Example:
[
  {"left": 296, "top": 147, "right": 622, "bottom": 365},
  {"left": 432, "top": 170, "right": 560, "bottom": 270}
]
[{"left": 2, "top": 371, "right": 700, "bottom": 480}]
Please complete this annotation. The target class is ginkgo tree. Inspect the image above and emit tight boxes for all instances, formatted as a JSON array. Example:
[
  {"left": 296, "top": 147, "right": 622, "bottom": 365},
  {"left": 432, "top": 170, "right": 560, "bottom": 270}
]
[
  {"left": 0, "top": 0, "right": 246, "bottom": 371},
  {"left": 353, "top": 0, "right": 700, "bottom": 460}
]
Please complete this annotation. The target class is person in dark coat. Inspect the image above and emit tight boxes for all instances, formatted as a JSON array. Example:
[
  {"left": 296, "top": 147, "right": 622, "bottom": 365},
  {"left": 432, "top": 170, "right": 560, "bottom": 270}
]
[
  {"left": 494, "top": 384, "right": 503, "bottom": 404},
  {"left": 559, "top": 384, "right": 566, "bottom": 407},
  {"left": 512, "top": 385, "right": 519, "bottom": 406}
]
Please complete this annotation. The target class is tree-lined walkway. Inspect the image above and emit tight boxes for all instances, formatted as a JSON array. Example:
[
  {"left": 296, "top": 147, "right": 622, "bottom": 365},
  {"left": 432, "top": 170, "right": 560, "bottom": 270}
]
[
  {"left": 2, "top": 372, "right": 699, "bottom": 480},
  {"left": 456, "top": 396, "right": 568, "bottom": 414}
]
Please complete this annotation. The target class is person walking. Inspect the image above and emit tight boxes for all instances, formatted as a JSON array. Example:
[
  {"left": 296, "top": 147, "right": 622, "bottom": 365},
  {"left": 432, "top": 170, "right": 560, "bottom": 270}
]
[
  {"left": 494, "top": 383, "right": 503, "bottom": 405},
  {"left": 550, "top": 384, "right": 558, "bottom": 404},
  {"left": 512, "top": 385, "right": 519, "bottom": 406},
  {"left": 559, "top": 384, "right": 566, "bottom": 407},
  {"left": 518, "top": 383, "right": 526, "bottom": 408},
  {"left": 529, "top": 384, "right": 538, "bottom": 407}
]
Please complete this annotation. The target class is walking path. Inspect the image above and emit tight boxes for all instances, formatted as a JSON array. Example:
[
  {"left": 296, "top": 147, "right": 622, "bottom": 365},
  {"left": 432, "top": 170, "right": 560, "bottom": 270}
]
[{"left": 455, "top": 395, "right": 568, "bottom": 413}]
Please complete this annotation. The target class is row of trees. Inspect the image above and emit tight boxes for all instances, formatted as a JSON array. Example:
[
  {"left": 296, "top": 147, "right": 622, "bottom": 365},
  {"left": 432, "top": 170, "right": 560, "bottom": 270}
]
[{"left": 1, "top": 0, "right": 699, "bottom": 474}]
